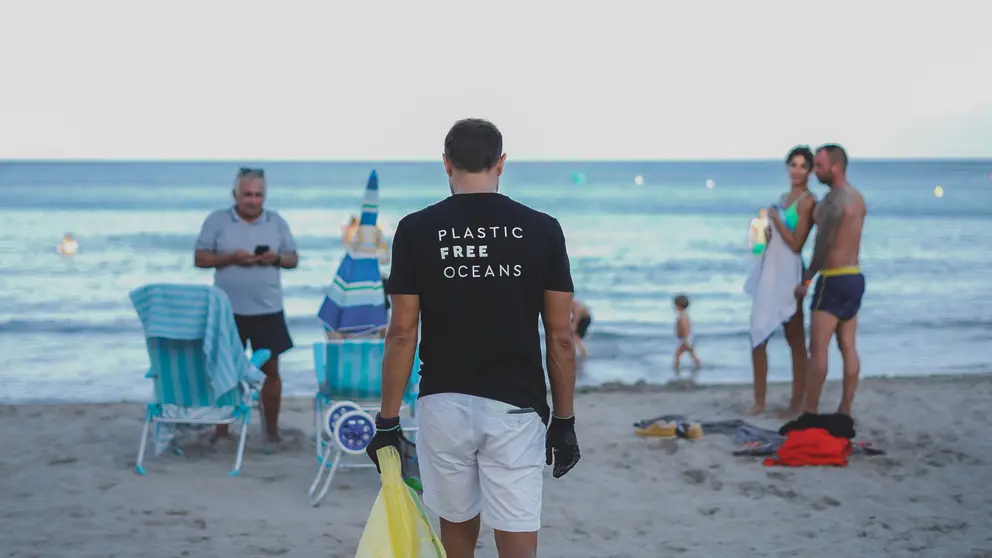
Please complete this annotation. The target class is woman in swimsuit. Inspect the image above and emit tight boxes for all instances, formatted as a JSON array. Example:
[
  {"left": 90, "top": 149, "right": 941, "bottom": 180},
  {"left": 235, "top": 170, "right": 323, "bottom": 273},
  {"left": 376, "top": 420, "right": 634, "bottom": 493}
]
[{"left": 749, "top": 146, "right": 817, "bottom": 417}]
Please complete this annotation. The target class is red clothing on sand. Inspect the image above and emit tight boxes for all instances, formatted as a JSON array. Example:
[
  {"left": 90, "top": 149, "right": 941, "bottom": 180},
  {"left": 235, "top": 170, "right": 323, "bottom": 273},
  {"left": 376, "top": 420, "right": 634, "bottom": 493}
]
[{"left": 763, "top": 428, "right": 853, "bottom": 467}]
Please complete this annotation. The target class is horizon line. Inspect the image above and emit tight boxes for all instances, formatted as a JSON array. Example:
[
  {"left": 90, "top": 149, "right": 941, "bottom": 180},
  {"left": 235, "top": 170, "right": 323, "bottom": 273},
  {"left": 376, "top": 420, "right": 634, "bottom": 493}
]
[{"left": 2, "top": 156, "right": 991, "bottom": 164}]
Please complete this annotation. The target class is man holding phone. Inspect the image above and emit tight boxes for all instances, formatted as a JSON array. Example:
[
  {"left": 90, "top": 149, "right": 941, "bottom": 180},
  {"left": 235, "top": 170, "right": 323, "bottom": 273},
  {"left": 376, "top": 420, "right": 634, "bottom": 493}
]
[{"left": 194, "top": 167, "right": 299, "bottom": 444}]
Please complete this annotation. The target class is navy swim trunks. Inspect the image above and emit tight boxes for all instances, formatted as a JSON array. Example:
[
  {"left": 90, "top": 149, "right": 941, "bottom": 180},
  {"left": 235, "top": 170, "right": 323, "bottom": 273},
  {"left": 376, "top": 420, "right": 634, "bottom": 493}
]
[{"left": 811, "top": 267, "right": 865, "bottom": 321}]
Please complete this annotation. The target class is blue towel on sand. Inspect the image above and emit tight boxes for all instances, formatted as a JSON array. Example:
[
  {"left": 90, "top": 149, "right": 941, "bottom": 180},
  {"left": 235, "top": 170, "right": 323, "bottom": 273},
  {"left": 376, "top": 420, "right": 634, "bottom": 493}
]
[{"left": 130, "top": 284, "right": 263, "bottom": 401}]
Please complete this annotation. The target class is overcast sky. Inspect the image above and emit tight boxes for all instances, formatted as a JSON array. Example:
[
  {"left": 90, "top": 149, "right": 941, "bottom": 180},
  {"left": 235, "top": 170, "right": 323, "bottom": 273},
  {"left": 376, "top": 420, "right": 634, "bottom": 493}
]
[{"left": 1, "top": 0, "right": 989, "bottom": 160}]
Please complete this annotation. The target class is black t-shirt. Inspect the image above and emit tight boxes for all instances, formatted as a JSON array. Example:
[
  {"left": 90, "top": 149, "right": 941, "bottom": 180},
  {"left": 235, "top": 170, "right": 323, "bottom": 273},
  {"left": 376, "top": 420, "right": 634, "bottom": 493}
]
[{"left": 386, "top": 192, "right": 574, "bottom": 422}]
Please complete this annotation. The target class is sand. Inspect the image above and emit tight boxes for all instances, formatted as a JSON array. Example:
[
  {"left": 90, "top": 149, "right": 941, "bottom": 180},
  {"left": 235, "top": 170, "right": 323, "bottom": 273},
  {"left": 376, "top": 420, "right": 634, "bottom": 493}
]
[{"left": 2, "top": 374, "right": 991, "bottom": 558}]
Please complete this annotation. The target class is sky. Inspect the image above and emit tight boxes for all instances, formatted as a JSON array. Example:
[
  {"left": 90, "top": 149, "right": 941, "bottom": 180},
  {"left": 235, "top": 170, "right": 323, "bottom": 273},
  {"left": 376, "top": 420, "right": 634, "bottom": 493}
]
[{"left": 1, "top": 0, "right": 990, "bottom": 161}]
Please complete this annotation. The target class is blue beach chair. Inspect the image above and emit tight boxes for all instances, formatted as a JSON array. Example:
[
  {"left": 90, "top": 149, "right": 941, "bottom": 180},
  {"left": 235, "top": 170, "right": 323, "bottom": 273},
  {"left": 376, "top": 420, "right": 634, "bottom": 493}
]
[
  {"left": 308, "top": 338, "right": 420, "bottom": 506},
  {"left": 130, "top": 284, "right": 269, "bottom": 477}
]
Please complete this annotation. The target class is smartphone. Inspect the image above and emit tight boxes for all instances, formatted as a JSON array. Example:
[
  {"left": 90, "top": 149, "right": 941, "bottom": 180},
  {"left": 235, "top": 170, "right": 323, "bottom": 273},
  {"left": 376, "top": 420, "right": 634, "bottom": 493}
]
[{"left": 254, "top": 245, "right": 270, "bottom": 256}]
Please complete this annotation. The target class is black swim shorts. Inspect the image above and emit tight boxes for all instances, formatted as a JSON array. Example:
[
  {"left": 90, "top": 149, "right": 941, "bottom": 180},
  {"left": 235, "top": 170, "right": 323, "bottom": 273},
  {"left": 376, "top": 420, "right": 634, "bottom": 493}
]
[
  {"left": 575, "top": 315, "right": 592, "bottom": 339},
  {"left": 233, "top": 310, "right": 294, "bottom": 356}
]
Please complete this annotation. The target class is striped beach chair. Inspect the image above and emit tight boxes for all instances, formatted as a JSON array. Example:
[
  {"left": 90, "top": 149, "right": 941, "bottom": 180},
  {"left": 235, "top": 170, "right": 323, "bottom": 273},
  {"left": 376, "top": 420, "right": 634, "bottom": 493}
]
[
  {"left": 308, "top": 338, "right": 420, "bottom": 505},
  {"left": 130, "top": 284, "right": 268, "bottom": 477}
]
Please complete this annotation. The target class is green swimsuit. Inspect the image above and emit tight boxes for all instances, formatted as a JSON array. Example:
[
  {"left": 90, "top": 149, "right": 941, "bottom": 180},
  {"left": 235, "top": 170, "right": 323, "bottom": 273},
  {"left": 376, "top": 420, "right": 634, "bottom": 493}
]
[{"left": 780, "top": 191, "right": 810, "bottom": 232}]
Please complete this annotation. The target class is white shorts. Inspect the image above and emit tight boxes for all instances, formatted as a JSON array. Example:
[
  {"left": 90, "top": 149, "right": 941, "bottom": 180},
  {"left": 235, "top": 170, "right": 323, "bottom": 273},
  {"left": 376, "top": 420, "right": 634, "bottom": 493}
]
[{"left": 416, "top": 393, "right": 546, "bottom": 532}]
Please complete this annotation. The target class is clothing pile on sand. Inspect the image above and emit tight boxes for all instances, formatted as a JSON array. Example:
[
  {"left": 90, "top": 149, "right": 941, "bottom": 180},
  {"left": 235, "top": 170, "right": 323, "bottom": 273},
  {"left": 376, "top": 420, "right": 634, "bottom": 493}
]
[
  {"left": 764, "top": 413, "right": 856, "bottom": 467},
  {"left": 633, "top": 413, "right": 883, "bottom": 466}
]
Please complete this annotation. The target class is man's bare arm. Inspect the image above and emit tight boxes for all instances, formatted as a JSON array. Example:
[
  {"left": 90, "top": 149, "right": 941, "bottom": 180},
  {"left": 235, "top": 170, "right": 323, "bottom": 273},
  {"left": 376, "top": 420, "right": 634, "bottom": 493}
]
[
  {"left": 379, "top": 294, "right": 420, "bottom": 418},
  {"left": 803, "top": 194, "right": 844, "bottom": 283},
  {"left": 278, "top": 252, "right": 299, "bottom": 269},
  {"left": 543, "top": 290, "right": 577, "bottom": 418},
  {"left": 194, "top": 250, "right": 234, "bottom": 269}
]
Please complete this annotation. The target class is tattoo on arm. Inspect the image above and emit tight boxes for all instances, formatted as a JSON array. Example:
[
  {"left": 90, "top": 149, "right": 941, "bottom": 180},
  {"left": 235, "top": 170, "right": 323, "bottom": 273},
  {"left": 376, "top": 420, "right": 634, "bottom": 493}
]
[{"left": 805, "top": 193, "right": 844, "bottom": 281}]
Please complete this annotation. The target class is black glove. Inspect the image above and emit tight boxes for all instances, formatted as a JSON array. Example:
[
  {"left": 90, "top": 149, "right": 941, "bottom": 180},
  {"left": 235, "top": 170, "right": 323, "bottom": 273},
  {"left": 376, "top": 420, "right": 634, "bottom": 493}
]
[
  {"left": 546, "top": 415, "right": 580, "bottom": 478},
  {"left": 366, "top": 414, "right": 402, "bottom": 473}
]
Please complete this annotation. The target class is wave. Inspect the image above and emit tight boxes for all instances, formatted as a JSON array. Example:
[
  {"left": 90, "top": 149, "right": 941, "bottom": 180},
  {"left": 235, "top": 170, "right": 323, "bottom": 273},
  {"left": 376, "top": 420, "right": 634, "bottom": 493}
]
[
  {"left": 7, "top": 197, "right": 991, "bottom": 219},
  {"left": 100, "top": 233, "right": 354, "bottom": 253},
  {"left": 1, "top": 314, "right": 987, "bottom": 337}
]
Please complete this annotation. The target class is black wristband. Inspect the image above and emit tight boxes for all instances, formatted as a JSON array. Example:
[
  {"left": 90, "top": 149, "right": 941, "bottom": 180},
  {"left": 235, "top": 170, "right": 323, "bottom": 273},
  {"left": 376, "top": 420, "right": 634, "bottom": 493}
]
[
  {"left": 375, "top": 413, "right": 400, "bottom": 430},
  {"left": 550, "top": 415, "right": 575, "bottom": 427}
]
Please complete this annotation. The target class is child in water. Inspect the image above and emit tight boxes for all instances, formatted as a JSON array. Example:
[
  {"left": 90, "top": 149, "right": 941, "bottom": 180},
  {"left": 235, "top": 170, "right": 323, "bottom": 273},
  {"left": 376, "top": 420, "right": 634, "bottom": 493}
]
[{"left": 673, "top": 294, "right": 701, "bottom": 377}]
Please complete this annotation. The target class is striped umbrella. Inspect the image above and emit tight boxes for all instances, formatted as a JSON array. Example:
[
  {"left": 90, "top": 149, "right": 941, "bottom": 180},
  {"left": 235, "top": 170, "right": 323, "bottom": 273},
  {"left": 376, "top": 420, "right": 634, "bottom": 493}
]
[{"left": 317, "top": 170, "right": 388, "bottom": 334}]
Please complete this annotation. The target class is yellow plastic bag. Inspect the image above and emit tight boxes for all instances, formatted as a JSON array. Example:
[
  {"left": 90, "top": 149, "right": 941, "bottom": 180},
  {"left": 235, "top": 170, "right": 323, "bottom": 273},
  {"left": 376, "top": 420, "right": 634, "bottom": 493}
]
[{"left": 355, "top": 447, "right": 446, "bottom": 557}]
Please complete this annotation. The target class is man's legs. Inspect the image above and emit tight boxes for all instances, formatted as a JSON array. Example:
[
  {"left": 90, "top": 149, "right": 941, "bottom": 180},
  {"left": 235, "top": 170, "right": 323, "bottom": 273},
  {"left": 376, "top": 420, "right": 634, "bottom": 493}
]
[
  {"left": 802, "top": 310, "right": 838, "bottom": 414},
  {"left": 575, "top": 336, "right": 588, "bottom": 358},
  {"left": 417, "top": 394, "right": 484, "bottom": 557},
  {"left": 260, "top": 358, "right": 282, "bottom": 441},
  {"left": 215, "top": 359, "right": 279, "bottom": 443},
  {"left": 835, "top": 316, "right": 860, "bottom": 415},
  {"left": 478, "top": 403, "right": 545, "bottom": 558},
  {"left": 494, "top": 530, "right": 538, "bottom": 558},
  {"left": 440, "top": 516, "right": 482, "bottom": 558}
]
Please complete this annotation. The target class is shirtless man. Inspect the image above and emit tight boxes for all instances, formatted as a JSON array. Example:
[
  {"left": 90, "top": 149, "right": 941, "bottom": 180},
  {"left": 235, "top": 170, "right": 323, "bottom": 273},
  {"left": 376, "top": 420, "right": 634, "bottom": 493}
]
[{"left": 794, "top": 144, "right": 866, "bottom": 416}]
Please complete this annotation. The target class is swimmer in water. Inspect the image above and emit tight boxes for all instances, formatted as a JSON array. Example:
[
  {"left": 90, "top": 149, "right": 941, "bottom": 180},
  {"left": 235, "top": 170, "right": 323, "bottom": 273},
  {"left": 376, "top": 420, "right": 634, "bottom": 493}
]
[
  {"left": 375, "top": 225, "right": 390, "bottom": 264},
  {"left": 342, "top": 216, "right": 359, "bottom": 244},
  {"left": 57, "top": 233, "right": 78, "bottom": 256},
  {"left": 673, "top": 294, "right": 701, "bottom": 377},
  {"left": 571, "top": 300, "right": 592, "bottom": 357}
]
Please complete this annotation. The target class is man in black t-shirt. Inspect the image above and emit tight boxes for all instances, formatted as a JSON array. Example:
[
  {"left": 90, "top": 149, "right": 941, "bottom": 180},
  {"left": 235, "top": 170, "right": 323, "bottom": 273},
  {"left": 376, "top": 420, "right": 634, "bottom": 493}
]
[{"left": 365, "top": 119, "right": 580, "bottom": 557}]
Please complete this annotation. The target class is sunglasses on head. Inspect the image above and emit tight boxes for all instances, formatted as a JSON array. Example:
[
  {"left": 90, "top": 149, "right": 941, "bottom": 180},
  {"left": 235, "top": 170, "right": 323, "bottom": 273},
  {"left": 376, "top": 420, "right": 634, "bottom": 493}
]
[{"left": 238, "top": 167, "right": 265, "bottom": 177}]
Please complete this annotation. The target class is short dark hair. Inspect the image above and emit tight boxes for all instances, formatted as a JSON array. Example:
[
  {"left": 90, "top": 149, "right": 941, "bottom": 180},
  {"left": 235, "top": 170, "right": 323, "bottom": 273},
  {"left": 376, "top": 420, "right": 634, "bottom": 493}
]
[
  {"left": 444, "top": 119, "right": 503, "bottom": 173},
  {"left": 817, "top": 144, "right": 848, "bottom": 170},
  {"left": 673, "top": 294, "right": 690, "bottom": 309},
  {"left": 785, "top": 145, "right": 814, "bottom": 169}
]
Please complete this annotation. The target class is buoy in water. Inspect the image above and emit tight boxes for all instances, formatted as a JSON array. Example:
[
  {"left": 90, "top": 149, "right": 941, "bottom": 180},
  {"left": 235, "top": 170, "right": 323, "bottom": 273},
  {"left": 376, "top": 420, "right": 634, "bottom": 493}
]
[
  {"left": 634, "top": 175, "right": 644, "bottom": 186},
  {"left": 706, "top": 179, "right": 716, "bottom": 189},
  {"left": 571, "top": 172, "right": 587, "bottom": 185},
  {"left": 58, "top": 233, "right": 78, "bottom": 256},
  {"left": 933, "top": 185, "right": 944, "bottom": 198}
]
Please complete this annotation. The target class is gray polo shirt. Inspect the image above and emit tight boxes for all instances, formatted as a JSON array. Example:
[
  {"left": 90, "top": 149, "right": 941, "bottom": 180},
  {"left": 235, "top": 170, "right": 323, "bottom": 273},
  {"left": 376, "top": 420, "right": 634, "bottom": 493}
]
[{"left": 194, "top": 207, "right": 298, "bottom": 316}]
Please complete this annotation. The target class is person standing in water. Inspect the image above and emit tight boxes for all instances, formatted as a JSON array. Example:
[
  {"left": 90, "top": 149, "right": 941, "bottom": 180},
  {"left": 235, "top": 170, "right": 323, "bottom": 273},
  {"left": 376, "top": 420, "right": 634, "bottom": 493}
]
[
  {"left": 749, "top": 146, "right": 818, "bottom": 416},
  {"left": 795, "top": 144, "right": 866, "bottom": 416},
  {"left": 571, "top": 299, "right": 592, "bottom": 357}
]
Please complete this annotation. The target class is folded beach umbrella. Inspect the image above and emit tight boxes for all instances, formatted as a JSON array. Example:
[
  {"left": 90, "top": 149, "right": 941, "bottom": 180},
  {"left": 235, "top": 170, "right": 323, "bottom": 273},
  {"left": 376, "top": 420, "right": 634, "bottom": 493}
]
[{"left": 317, "top": 171, "right": 388, "bottom": 334}]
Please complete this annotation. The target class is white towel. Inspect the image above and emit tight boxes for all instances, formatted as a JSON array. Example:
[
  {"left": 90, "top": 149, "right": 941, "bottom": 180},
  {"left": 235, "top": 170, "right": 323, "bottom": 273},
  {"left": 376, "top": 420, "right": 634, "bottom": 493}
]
[{"left": 743, "top": 227, "right": 802, "bottom": 348}]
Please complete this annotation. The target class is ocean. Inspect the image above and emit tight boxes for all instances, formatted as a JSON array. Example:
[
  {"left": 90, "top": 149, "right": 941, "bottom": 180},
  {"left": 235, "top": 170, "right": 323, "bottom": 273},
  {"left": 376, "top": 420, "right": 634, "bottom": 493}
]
[{"left": 2, "top": 160, "right": 990, "bottom": 404}]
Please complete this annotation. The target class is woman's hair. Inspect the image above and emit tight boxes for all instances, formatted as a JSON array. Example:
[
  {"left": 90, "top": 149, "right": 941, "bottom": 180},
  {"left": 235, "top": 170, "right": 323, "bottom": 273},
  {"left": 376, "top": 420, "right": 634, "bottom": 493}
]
[
  {"left": 673, "top": 294, "right": 690, "bottom": 309},
  {"left": 785, "top": 145, "right": 814, "bottom": 170}
]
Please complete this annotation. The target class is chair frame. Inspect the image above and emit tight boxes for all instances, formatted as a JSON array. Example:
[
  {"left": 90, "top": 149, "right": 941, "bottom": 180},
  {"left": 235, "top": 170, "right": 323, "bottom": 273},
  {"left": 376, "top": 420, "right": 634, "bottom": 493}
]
[
  {"left": 308, "top": 338, "right": 419, "bottom": 506},
  {"left": 135, "top": 342, "right": 269, "bottom": 477}
]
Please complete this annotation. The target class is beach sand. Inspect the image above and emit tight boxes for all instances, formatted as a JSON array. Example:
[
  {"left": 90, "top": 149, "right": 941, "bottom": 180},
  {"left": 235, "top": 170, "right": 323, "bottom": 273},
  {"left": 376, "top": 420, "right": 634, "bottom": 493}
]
[{"left": 2, "top": 374, "right": 991, "bottom": 558}]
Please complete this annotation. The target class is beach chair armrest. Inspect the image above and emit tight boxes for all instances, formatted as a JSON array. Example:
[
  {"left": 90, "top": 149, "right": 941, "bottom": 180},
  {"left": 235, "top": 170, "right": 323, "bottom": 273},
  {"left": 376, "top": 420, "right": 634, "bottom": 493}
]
[
  {"left": 238, "top": 380, "right": 260, "bottom": 405},
  {"left": 250, "top": 349, "right": 272, "bottom": 369}
]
